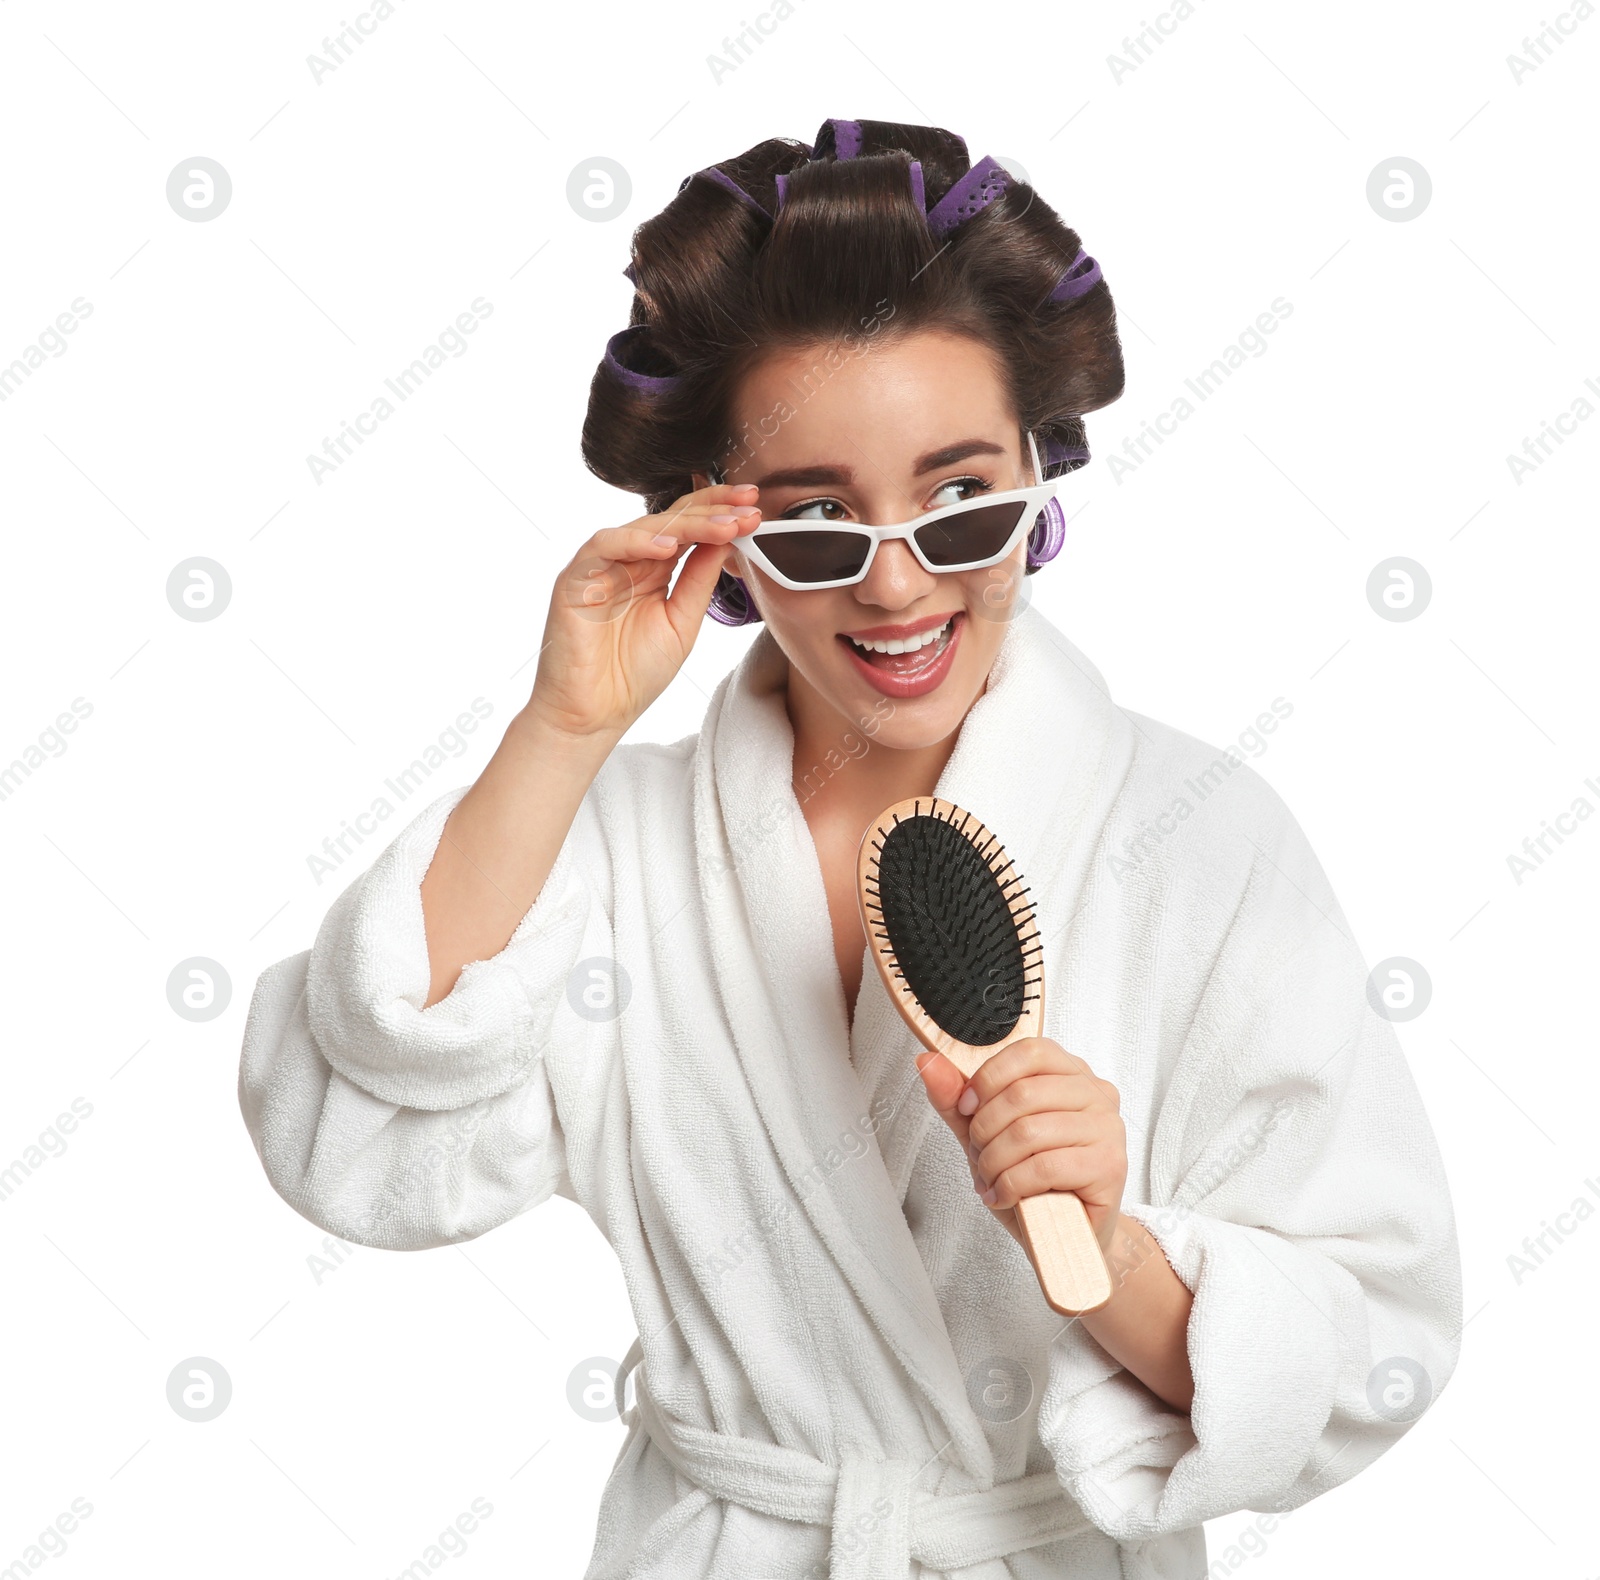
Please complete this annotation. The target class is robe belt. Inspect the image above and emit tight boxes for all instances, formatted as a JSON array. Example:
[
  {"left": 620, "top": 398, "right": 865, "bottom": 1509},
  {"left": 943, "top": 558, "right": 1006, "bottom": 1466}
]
[{"left": 616, "top": 1341, "right": 1094, "bottom": 1579}]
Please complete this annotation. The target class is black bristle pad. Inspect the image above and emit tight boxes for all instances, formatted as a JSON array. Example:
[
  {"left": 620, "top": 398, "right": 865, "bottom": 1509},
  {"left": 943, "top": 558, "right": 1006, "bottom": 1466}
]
[{"left": 876, "top": 813, "right": 1026, "bottom": 1046}]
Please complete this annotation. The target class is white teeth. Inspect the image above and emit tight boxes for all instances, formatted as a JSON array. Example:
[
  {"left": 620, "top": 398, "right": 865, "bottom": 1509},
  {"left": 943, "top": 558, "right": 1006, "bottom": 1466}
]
[{"left": 848, "top": 617, "right": 952, "bottom": 655}]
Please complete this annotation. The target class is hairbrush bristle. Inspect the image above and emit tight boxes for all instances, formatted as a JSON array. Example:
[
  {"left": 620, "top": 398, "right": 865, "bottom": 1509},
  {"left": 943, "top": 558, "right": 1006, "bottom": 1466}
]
[{"left": 867, "top": 806, "right": 1039, "bottom": 1046}]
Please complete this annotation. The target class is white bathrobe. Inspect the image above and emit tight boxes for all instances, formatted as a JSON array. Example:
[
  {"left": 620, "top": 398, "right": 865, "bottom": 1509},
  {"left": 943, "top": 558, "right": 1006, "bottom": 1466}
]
[{"left": 238, "top": 602, "right": 1462, "bottom": 1580}]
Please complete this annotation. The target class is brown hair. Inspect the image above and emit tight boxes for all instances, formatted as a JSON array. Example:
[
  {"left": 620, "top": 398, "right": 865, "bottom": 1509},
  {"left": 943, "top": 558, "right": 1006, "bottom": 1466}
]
[{"left": 581, "top": 117, "right": 1124, "bottom": 527}]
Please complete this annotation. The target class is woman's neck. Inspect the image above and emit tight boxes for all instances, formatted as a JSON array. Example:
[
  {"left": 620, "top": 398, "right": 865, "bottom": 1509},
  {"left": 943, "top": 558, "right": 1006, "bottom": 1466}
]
[{"left": 784, "top": 660, "right": 981, "bottom": 826}]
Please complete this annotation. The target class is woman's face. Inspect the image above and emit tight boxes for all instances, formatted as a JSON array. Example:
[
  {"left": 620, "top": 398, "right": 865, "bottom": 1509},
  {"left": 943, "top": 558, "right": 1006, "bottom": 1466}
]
[{"left": 698, "top": 328, "right": 1035, "bottom": 751}]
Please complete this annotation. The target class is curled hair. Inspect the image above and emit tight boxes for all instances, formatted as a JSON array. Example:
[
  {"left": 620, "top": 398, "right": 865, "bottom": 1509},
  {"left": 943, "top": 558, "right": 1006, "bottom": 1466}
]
[{"left": 581, "top": 117, "right": 1124, "bottom": 573}]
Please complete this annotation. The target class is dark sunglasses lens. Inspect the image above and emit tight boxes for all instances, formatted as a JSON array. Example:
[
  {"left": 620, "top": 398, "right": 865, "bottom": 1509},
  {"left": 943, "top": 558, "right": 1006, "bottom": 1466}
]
[
  {"left": 756, "top": 530, "right": 872, "bottom": 584},
  {"left": 913, "top": 500, "right": 1030, "bottom": 567}
]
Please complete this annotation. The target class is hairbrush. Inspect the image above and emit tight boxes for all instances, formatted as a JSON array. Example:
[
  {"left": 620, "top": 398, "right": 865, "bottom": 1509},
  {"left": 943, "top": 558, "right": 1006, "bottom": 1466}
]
[{"left": 857, "top": 797, "right": 1112, "bottom": 1315}]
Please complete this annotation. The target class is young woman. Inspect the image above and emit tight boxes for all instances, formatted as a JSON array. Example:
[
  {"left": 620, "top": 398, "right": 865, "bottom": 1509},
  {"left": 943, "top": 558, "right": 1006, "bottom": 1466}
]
[{"left": 240, "top": 118, "right": 1462, "bottom": 1579}]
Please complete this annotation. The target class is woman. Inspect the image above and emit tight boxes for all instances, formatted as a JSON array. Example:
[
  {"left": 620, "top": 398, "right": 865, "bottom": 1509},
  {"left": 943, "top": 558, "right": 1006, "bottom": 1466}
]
[{"left": 239, "top": 118, "right": 1462, "bottom": 1579}]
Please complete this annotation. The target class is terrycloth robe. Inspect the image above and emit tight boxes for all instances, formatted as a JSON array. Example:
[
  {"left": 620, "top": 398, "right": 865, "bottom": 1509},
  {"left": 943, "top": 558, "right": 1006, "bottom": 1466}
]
[{"left": 238, "top": 602, "right": 1462, "bottom": 1579}]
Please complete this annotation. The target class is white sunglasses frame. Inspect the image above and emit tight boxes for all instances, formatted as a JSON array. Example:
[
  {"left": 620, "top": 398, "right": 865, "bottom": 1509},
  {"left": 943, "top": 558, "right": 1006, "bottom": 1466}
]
[{"left": 719, "top": 430, "right": 1058, "bottom": 593}]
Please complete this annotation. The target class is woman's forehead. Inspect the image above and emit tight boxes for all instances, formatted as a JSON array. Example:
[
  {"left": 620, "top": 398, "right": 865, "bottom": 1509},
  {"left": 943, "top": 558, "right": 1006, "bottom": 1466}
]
[{"left": 726, "top": 330, "right": 1018, "bottom": 480}]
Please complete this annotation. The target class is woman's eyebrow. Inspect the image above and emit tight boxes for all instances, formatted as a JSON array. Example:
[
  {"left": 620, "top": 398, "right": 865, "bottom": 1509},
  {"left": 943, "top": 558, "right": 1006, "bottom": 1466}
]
[
  {"left": 911, "top": 439, "right": 1006, "bottom": 475},
  {"left": 753, "top": 462, "right": 854, "bottom": 489},
  {"left": 754, "top": 440, "right": 1006, "bottom": 491}
]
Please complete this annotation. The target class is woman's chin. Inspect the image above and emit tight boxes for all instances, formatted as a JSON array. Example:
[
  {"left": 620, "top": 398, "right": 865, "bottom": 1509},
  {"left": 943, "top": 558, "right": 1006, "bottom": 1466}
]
[{"left": 832, "top": 652, "right": 982, "bottom": 742}]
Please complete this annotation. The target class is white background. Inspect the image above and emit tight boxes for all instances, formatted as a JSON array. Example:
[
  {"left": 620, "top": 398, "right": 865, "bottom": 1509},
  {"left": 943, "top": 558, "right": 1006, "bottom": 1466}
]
[{"left": 2, "top": 0, "right": 1596, "bottom": 1575}]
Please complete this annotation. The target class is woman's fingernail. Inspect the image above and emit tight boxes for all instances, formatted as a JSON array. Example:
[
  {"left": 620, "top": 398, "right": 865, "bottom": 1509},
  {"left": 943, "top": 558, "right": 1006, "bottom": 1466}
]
[
  {"left": 650, "top": 532, "right": 676, "bottom": 546},
  {"left": 957, "top": 1088, "right": 978, "bottom": 1116},
  {"left": 708, "top": 514, "right": 739, "bottom": 524},
  {"left": 981, "top": 1188, "right": 998, "bottom": 1206}
]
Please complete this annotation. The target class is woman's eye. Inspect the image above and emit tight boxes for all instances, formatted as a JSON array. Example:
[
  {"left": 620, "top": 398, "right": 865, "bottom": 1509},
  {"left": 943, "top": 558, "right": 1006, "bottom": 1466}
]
[
  {"left": 928, "top": 476, "right": 993, "bottom": 510},
  {"left": 782, "top": 498, "right": 850, "bottom": 523}
]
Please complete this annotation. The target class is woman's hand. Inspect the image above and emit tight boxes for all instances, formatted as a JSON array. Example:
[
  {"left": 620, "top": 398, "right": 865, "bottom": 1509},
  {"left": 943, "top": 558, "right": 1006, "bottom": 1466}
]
[
  {"left": 921, "top": 1039, "right": 1194, "bottom": 1411},
  {"left": 916, "top": 1037, "right": 1128, "bottom": 1255},
  {"left": 524, "top": 482, "right": 763, "bottom": 741}
]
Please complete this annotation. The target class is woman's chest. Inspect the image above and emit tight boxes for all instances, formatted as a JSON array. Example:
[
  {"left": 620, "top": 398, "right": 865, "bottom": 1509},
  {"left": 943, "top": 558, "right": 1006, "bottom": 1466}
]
[{"left": 802, "top": 804, "right": 871, "bottom": 1032}]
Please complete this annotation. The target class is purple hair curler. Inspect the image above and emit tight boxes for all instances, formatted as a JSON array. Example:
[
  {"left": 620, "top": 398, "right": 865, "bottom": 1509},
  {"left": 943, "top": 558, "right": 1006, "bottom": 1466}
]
[
  {"left": 603, "top": 326, "right": 681, "bottom": 394},
  {"left": 696, "top": 165, "right": 771, "bottom": 218},
  {"left": 1038, "top": 431, "right": 1092, "bottom": 475},
  {"left": 819, "top": 118, "right": 864, "bottom": 159},
  {"left": 907, "top": 158, "right": 925, "bottom": 215},
  {"left": 1026, "top": 498, "right": 1068, "bottom": 569},
  {"left": 925, "top": 154, "right": 1010, "bottom": 238},
  {"left": 707, "top": 569, "right": 761, "bottom": 625},
  {"left": 1048, "top": 247, "right": 1102, "bottom": 303}
]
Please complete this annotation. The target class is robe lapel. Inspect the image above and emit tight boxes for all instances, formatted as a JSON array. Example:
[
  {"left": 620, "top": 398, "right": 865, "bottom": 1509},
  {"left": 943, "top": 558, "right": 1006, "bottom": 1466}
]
[
  {"left": 931, "top": 605, "right": 1140, "bottom": 1031},
  {"left": 689, "top": 603, "right": 1136, "bottom": 1484}
]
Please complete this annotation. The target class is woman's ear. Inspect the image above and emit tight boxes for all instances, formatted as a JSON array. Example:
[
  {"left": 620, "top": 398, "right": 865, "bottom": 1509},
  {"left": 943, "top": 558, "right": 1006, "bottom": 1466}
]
[{"left": 691, "top": 470, "right": 711, "bottom": 491}]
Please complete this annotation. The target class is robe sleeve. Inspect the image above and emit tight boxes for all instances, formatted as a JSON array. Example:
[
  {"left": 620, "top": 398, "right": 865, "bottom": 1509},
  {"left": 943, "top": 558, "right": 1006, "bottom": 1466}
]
[
  {"left": 1037, "top": 779, "right": 1463, "bottom": 1537},
  {"left": 237, "top": 781, "right": 610, "bottom": 1250}
]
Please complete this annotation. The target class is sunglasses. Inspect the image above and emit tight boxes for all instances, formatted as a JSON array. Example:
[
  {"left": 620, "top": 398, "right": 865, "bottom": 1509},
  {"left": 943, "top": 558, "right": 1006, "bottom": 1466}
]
[{"left": 712, "top": 431, "right": 1058, "bottom": 592}]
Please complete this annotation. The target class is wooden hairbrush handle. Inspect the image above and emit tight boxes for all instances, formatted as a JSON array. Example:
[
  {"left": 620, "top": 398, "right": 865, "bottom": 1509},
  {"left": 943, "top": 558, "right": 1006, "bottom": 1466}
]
[{"left": 1012, "top": 1181, "right": 1113, "bottom": 1316}]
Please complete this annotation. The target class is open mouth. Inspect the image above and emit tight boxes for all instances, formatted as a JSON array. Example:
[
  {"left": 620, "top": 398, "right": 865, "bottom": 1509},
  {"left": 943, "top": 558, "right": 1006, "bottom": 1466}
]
[
  {"left": 836, "top": 613, "right": 963, "bottom": 695},
  {"left": 843, "top": 615, "right": 952, "bottom": 665}
]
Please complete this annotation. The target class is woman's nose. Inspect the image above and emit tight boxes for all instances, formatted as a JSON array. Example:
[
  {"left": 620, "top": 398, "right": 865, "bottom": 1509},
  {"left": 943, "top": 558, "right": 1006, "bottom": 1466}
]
[{"left": 855, "top": 537, "right": 936, "bottom": 610}]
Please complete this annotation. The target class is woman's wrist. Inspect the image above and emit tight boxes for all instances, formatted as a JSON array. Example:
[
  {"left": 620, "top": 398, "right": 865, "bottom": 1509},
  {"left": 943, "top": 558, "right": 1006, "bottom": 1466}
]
[
  {"left": 512, "top": 696, "right": 625, "bottom": 759},
  {"left": 1075, "top": 1211, "right": 1196, "bottom": 1412}
]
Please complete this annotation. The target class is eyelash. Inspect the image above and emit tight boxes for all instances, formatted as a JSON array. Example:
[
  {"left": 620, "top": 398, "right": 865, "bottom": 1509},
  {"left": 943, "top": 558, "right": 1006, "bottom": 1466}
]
[{"left": 780, "top": 475, "right": 995, "bottom": 522}]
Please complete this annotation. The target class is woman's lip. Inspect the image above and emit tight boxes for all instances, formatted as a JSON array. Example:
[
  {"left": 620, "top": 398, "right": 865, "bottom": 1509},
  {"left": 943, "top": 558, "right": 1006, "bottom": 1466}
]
[
  {"left": 841, "top": 609, "right": 959, "bottom": 643},
  {"left": 836, "top": 613, "right": 964, "bottom": 699}
]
